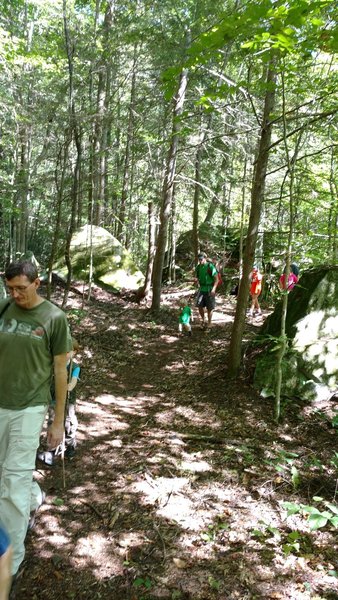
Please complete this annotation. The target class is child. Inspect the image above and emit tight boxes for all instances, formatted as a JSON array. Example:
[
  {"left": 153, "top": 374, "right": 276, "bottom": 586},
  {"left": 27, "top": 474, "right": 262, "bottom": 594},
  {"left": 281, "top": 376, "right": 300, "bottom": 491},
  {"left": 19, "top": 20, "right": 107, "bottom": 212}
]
[
  {"left": 38, "top": 338, "right": 81, "bottom": 464},
  {"left": 178, "top": 301, "right": 193, "bottom": 335},
  {"left": 249, "top": 266, "right": 263, "bottom": 316}
]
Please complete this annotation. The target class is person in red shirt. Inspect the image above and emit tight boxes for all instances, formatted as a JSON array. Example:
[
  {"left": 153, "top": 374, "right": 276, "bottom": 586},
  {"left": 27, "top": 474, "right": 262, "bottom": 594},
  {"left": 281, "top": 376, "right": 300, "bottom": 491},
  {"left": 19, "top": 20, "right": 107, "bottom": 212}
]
[{"left": 249, "top": 266, "right": 263, "bottom": 316}]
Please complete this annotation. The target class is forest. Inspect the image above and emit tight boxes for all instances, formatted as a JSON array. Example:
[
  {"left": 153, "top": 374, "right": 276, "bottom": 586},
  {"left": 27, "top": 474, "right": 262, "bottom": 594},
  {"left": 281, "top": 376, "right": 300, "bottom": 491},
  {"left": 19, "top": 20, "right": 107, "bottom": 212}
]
[{"left": 0, "top": 0, "right": 337, "bottom": 599}]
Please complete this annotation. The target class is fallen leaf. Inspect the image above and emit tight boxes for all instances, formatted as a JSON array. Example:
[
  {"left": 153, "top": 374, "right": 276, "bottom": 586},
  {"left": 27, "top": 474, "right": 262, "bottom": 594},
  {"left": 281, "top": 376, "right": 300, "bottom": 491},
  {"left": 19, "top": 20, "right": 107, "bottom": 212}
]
[{"left": 173, "top": 557, "right": 188, "bottom": 569}]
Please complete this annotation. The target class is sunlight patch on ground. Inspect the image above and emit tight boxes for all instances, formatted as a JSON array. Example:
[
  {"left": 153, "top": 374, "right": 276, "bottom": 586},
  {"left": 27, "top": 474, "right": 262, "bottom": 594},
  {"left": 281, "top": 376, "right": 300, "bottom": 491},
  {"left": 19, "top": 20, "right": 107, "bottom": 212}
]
[
  {"left": 95, "top": 394, "right": 117, "bottom": 405},
  {"left": 178, "top": 458, "right": 211, "bottom": 473},
  {"left": 95, "top": 394, "right": 149, "bottom": 414},
  {"left": 154, "top": 406, "right": 222, "bottom": 430},
  {"left": 211, "top": 312, "right": 233, "bottom": 324},
  {"left": 83, "top": 412, "right": 129, "bottom": 433},
  {"left": 132, "top": 476, "right": 196, "bottom": 524},
  {"left": 106, "top": 437, "right": 123, "bottom": 447},
  {"left": 173, "top": 406, "right": 222, "bottom": 429},
  {"left": 72, "top": 533, "right": 123, "bottom": 577},
  {"left": 69, "top": 483, "right": 104, "bottom": 498},
  {"left": 154, "top": 410, "right": 176, "bottom": 426},
  {"left": 133, "top": 391, "right": 165, "bottom": 405},
  {"left": 160, "top": 334, "right": 181, "bottom": 344},
  {"left": 131, "top": 474, "right": 230, "bottom": 531},
  {"left": 35, "top": 530, "right": 71, "bottom": 559},
  {"left": 163, "top": 359, "right": 201, "bottom": 374}
]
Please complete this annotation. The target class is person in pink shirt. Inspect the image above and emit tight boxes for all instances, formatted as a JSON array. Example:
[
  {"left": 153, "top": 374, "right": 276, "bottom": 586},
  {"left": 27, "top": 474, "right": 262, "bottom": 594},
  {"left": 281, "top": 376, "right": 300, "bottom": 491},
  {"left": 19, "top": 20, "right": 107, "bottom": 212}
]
[{"left": 279, "top": 264, "right": 299, "bottom": 291}]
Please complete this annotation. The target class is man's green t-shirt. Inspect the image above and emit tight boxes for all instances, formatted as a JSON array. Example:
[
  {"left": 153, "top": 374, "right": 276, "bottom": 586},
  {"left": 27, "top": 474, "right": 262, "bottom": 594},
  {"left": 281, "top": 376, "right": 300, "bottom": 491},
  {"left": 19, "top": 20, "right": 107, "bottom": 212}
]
[
  {"left": 0, "top": 299, "right": 69, "bottom": 410},
  {"left": 196, "top": 262, "right": 217, "bottom": 292}
]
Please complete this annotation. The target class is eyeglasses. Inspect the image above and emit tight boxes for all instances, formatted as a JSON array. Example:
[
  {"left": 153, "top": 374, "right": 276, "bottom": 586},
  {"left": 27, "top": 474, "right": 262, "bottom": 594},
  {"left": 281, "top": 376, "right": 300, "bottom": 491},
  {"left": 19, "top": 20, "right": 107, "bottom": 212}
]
[{"left": 6, "top": 282, "right": 34, "bottom": 294}]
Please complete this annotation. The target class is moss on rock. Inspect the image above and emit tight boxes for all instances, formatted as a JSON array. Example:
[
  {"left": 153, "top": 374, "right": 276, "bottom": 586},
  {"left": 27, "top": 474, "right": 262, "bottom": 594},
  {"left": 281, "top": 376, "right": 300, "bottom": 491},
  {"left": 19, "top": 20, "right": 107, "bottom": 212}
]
[
  {"left": 254, "top": 266, "right": 338, "bottom": 401},
  {"left": 53, "top": 225, "right": 144, "bottom": 291}
]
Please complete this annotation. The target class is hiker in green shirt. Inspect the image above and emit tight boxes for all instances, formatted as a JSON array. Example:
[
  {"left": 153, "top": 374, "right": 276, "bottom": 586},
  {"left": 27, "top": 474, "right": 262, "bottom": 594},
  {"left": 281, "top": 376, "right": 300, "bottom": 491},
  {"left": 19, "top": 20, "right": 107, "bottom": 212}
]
[
  {"left": 0, "top": 261, "right": 69, "bottom": 584},
  {"left": 195, "top": 252, "right": 218, "bottom": 329}
]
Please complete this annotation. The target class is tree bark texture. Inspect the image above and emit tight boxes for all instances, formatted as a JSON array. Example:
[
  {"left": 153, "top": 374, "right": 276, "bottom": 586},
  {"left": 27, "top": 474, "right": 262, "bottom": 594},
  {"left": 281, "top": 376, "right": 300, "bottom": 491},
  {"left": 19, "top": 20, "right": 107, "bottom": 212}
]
[
  {"left": 228, "top": 58, "right": 277, "bottom": 377},
  {"left": 151, "top": 67, "right": 188, "bottom": 311}
]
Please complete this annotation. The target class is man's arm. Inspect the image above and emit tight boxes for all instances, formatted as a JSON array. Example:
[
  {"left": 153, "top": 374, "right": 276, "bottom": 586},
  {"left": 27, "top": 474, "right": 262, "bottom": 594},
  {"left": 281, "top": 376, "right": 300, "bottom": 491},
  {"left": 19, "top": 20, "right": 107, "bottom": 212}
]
[
  {"left": 47, "top": 353, "right": 68, "bottom": 449},
  {"left": 210, "top": 270, "right": 218, "bottom": 296}
]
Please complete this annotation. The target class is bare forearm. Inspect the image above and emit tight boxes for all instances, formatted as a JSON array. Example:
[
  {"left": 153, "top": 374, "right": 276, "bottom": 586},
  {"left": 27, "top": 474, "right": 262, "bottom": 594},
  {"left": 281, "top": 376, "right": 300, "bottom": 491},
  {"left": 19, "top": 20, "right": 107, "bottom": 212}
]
[
  {"left": 47, "top": 353, "right": 68, "bottom": 448},
  {"left": 53, "top": 370, "right": 68, "bottom": 424}
]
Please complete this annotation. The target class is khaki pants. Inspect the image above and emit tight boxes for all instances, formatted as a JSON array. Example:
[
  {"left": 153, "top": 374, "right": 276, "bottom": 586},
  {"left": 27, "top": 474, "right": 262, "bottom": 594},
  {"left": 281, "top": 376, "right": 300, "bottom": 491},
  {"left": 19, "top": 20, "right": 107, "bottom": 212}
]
[{"left": 0, "top": 405, "right": 47, "bottom": 575}]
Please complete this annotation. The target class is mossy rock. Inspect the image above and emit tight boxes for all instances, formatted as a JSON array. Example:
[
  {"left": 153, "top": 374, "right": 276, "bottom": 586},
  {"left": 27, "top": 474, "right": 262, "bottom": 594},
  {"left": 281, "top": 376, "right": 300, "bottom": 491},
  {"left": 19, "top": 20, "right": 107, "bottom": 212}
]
[
  {"left": 175, "top": 225, "right": 241, "bottom": 265},
  {"left": 254, "top": 266, "right": 338, "bottom": 401},
  {"left": 53, "top": 225, "right": 144, "bottom": 291},
  {"left": 261, "top": 266, "right": 338, "bottom": 338}
]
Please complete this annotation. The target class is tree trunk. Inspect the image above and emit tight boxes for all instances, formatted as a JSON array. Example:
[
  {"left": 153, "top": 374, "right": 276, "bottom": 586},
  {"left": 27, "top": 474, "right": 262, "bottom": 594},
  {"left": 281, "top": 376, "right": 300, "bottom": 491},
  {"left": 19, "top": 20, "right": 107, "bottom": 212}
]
[
  {"left": 117, "top": 44, "right": 138, "bottom": 243},
  {"left": 275, "top": 73, "right": 305, "bottom": 422},
  {"left": 328, "top": 147, "right": 338, "bottom": 262},
  {"left": 192, "top": 144, "right": 202, "bottom": 261},
  {"left": 238, "top": 157, "right": 248, "bottom": 279},
  {"left": 47, "top": 140, "right": 70, "bottom": 301},
  {"left": 88, "top": 1, "right": 114, "bottom": 227},
  {"left": 227, "top": 57, "right": 277, "bottom": 377},
  {"left": 151, "top": 67, "right": 188, "bottom": 311},
  {"left": 62, "top": 0, "right": 82, "bottom": 309},
  {"left": 141, "top": 201, "right": 157, "bottom": 300}
]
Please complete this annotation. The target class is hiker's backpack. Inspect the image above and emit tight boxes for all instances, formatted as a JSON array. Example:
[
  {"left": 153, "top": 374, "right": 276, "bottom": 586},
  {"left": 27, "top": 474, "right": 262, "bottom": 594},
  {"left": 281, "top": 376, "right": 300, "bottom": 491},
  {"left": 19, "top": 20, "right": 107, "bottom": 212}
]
[{"left": 196, "top": 263, "right": 222, "bottom": 288}]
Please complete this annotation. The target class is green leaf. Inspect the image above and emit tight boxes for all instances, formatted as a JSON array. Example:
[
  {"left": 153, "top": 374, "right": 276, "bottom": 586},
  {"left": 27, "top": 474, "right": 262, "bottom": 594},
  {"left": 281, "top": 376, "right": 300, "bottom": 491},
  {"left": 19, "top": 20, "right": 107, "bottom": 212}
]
[
  {"left": 308, "top": 513, "right": 328, "bottom": 530},
  {"left": 281, "top": 501, "right": 301, "bottom": 516},
  {"left": 302, "top": 505, "right": 321, "bottom": 515},
  {"left": 287, "top": 531, "right": 301, "bottom": 541},
  {"left": 324, "top": 502, "right": 338, "bottom": 515},
  {"left": 291, "top": 465, "right": 300, "bottom": 488},
  {"left": 329, "top": 516, "right": 338, "bottom": 528},
  {"left": 52, "top": 497, "right": 64, "bottom": 506}
]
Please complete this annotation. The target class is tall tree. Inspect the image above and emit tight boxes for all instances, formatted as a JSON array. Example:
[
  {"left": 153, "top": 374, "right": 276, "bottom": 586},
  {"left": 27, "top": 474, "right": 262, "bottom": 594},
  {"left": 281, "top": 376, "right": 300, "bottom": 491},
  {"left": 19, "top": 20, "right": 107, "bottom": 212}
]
[
  {"left": 228, "top": 57, "right": 277, "bottom": 377},
  {"left": 151, "top": 66, "right": 188, "bottom": 311}
]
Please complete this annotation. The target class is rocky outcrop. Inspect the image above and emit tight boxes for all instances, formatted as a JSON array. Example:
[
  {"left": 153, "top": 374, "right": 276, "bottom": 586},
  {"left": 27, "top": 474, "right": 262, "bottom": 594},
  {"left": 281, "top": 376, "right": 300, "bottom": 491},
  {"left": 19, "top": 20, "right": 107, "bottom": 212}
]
[{"left": 254, "top": 266, "right": 338, "bottom": 401}]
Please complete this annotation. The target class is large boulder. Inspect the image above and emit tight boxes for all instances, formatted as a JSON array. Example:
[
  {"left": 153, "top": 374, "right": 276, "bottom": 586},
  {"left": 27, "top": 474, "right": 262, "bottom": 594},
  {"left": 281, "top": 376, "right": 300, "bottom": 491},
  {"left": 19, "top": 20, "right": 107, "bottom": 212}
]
[
  {"left": 254, "top": 266, "right": 338, "bottom": 401},
  {"left": 53, "top": 225, "right": 144, "bottom": 292}
]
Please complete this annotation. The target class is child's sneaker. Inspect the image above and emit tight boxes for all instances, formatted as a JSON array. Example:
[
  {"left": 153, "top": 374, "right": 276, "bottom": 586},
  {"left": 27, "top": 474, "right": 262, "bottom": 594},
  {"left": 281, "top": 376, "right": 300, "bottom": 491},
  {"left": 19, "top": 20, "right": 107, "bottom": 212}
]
[{"left": 37, "top": 451, "right": 54, "bottom": 466}]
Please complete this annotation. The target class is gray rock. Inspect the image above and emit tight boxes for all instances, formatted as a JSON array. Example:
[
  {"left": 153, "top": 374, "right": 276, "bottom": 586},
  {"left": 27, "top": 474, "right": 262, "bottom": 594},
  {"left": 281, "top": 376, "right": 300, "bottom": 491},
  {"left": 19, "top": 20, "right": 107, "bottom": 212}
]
[{"left": 254, "top": 266, "right": 338, "bottom": 401}]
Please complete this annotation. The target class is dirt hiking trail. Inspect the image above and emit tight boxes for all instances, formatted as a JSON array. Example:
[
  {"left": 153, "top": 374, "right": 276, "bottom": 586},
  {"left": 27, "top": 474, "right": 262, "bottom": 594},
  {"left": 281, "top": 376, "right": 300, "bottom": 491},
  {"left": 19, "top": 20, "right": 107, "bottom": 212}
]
[{"left": 15, "top": 286, "right": 338, "bottom": 600}]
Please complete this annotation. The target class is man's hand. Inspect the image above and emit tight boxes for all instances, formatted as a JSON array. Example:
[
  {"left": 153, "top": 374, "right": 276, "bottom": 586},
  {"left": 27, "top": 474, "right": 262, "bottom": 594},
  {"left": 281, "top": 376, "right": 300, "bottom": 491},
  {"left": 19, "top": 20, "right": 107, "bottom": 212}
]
[
  {"left": 210, "top": 289, "right": 216, "bottom": 296},
  {"left": 47, "top": 421, "right": 64, "bottom": 449}
]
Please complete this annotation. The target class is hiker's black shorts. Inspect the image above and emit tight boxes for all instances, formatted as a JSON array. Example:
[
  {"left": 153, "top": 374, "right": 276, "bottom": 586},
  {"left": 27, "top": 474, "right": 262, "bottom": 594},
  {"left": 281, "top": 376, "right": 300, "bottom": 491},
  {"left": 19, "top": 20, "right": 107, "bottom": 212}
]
[{"left": 196, "top": 291, "right": 215, "bottom": 311}]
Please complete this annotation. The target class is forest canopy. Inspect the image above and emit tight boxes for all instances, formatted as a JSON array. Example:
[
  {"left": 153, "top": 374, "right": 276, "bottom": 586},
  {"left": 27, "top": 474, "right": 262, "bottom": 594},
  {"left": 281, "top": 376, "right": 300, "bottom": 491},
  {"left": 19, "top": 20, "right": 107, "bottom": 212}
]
[{"left": 0, "top": 0, "right": 336, "bottom": 280}]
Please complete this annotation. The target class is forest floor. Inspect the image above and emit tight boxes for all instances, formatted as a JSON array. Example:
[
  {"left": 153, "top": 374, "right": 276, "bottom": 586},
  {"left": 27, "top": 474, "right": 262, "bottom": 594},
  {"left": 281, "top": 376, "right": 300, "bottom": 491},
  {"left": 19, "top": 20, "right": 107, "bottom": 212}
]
[{"left": 14, "top": 283, "right": 338, "bottom": 600}]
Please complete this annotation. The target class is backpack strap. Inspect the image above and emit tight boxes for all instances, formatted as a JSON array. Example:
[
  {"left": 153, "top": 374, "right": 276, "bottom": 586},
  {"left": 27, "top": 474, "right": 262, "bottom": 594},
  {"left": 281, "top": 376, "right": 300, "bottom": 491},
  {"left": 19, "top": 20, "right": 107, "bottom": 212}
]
[{"left": 0, "top": 300, "right": 11, "bottom": 319}]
